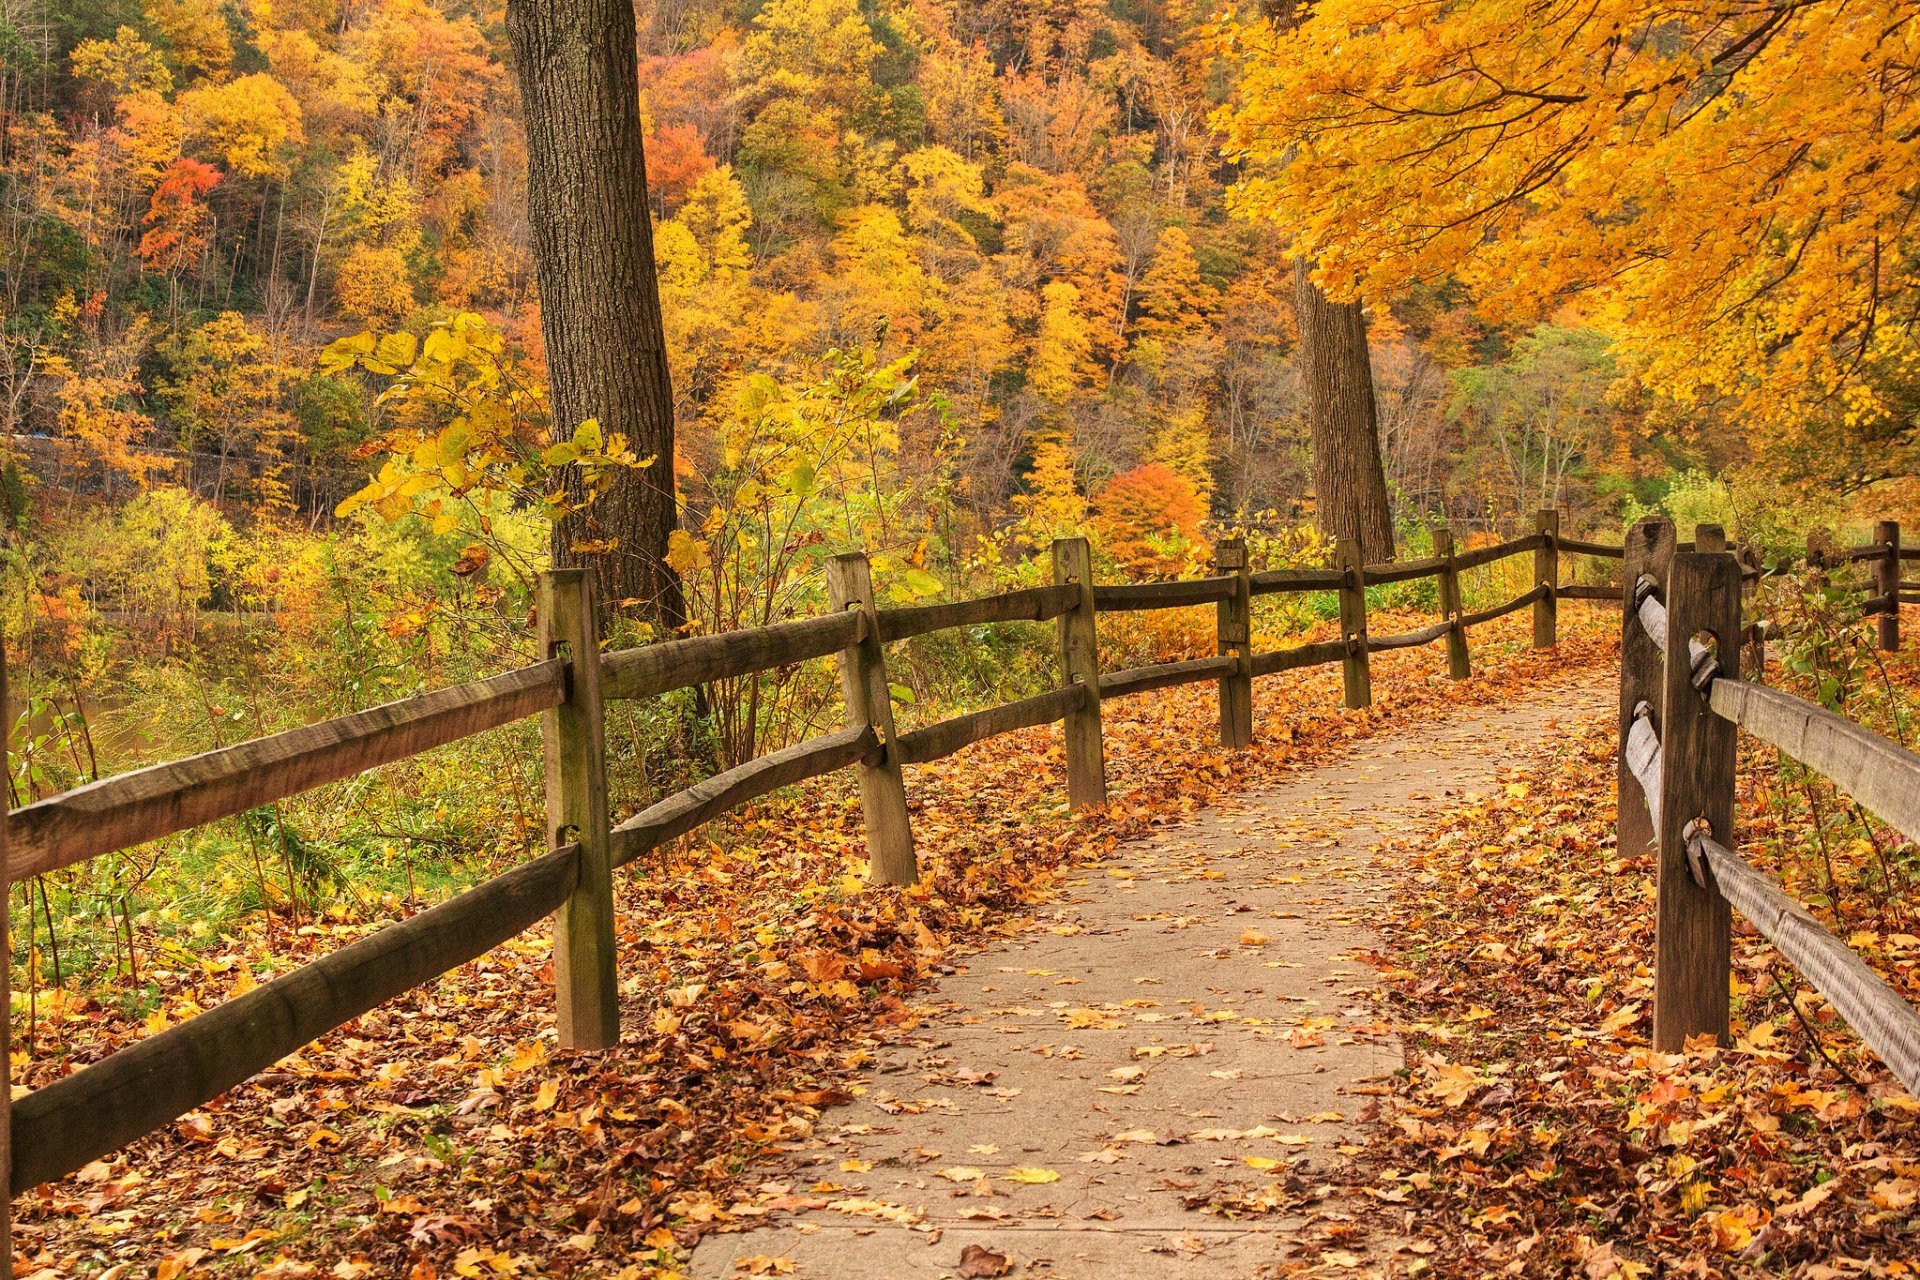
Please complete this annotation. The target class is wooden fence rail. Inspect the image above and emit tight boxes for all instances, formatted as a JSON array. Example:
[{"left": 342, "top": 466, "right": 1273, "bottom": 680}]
[
  {"left": 9, "top": 508, "right": 1917, "bottom": 1264},
  {"left": 1614, "top": 516, "right": 1920, "bottom": 1092}
]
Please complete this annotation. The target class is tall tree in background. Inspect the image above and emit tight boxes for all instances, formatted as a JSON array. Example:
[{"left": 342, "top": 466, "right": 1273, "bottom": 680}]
[
  {"left": 1240, "top": 0, "right": 1395, "bottom": 559},
  {"left": 1292, "top": 260, "right": 1394, "bottom": 557},
  {"left": 506, "top": 0, "right": 685, "bottom": 630}
]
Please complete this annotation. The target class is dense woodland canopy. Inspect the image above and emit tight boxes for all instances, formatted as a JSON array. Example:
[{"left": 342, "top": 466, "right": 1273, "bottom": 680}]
[
  {"left": 0, "top": 0, "right": 1779, "bottom": 586},
  {"left": 0, "top": 0, "right": 1913, "bottom": 754}
]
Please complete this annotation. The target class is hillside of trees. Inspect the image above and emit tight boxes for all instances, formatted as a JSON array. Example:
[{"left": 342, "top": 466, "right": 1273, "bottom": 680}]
[{"left": 0, "top": 0, "right": 1757, "bottom": 561}]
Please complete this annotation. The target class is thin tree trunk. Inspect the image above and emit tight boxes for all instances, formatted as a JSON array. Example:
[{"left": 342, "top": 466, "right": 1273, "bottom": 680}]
[
  {"left": 1291, "top": 259, "right": 1394, "bottom": 559},
  {"left": 505, "top": 0, "right": 687, "bottom": 633}
]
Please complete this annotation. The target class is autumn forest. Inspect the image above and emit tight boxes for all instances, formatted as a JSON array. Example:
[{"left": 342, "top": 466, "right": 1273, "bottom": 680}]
[{"left": 9, "top": 0, "right": 1920, "bottom": 1275}]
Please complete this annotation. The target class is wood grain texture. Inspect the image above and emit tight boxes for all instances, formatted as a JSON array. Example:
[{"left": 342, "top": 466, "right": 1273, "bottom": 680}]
[
  {"left": 1053, "top": 537, "right": 1107, "bottom": 809},
  {"left": 1710, "top": 680, "right": 1920, "bottom": 844},
  {"left": 1336, "top": 538, "right": 1371, "bottom": 709},
  {"left": 1434, "top": 528, "right": 1471, "bottom": 680},
  {"left": 1456, "top": 585, "right": 1548, "bottom": 630},
  {"left": 1619, "top": 518, "right": 1677, "bottom": 865},
  {"left": 1216, "top": 537, "right": 1253, "bottom": 748},
  {"left": 1623, "top": 704, "right": 1663, "bottom": 834},
  {"left": 1692, "top": 831, "right": 1920, "bottom": 1094},
  {"left": 1098, "top": 656, "right": 1238, "bottom": 700},
  {"left": 1091, "top": 576, "right": 1236, "bottom": 612},
  {"left": 600, "top": 612, "right": 860, "bottom": 701},
  {"left": 1366, "top": 619, "right": 1454, "bottom": 652},
  {"left": 9, "top": 660, "right": 566, "bottom": 881},
  {"left": 1557, "top": 583, "right": 1623, "bottom": 601},
  {"left": 1557, "top": 537, "right": 1626, "bottom": 559},
  {"left": 1249, "top": 638, "right": 1350, "bottom": 678},
  {"left": 9, "top": 846, "right": 579, "bottom": 1195},
  {"left": 1534, "top": 509, "right": 1560, "bottom": 649},
  {"left": 826, "top": 554, "right": 917, "bottom": 885},
  {"left": 1451, "top": 534, "right": 1547, "bottom": 573},
  {"left": 894, "top": 687, "right": 1088, "bottom": 767},
  {"left": 1876, "top": 521, "right": 1900, "bottom": 651},
  {"left": 876, "top": 585, "right": 1075, "bottom": 643},
  {"left": 540, "top": 570, "right": 619, "bottom": 1050},
  {"left": 1248, "top": 567, "right": 1346, "bottom": 595},
  {"left": 609, "top": 726, "right": 877, "bottom": 866},
  {"left": 1654, "top": 550, "right": 1740, "bottom": 1051},
  {"left": 1361, "top": 554, "right": 1447, "bottom": 586}
]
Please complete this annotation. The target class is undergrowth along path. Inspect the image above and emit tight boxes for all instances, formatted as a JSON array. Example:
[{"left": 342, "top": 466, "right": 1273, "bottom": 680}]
[{"left": 688, "top": 671, "right": 1613, "bottom": 1279}]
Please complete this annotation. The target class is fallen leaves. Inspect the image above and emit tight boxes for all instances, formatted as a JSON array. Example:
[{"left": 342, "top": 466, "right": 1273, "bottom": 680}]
[
  {"left": 1004, "top": 1167, "right": 1060, "bottom": 1185},
  {"left": 1365, "top": 677, "right": 1920, "bottom": 1277},
  {"left": 15, "top": 611, "right": 1607, "bottom": 1277}
]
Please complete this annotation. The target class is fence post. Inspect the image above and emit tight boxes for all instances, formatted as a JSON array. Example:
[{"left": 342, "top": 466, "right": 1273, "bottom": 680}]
[
  {"left": 1434, "top": 527, "right": 1470, "bottom": 680},
  {"left": 1533, "top": 509, "right": 1559, "bottom": 649},
  {"left": 1216, "top": 536, "right": 1253, "bottom": 748},
  {"left": 1618, "top": 517, "right": 1675, "bottom": 864},
  {"left": 1335, "top": 537, "right": 1372, "bottom": 709},
  {"left": 1052, "top": 537, "right": 1108, "bottom": 808},
  {"left": 1653, "top": 549, "right": 1739, "bottom": 1051},
  {"left": 1877, "top": 519, "right": 1901, "bottom": 652},
  {"left": 826, "top": 552, "right": 918, "bottom": 883},
  {"left": 1736, "top": 540, "right": 1766, "bottom": 681},
  {"left": 538, "top": 569, "right": 619, "bottom": 1050}
]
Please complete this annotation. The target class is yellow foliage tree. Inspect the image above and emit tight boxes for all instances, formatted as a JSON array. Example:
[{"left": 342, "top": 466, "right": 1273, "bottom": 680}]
[
  {"left": 1010, "top": 433, "right": 1090, "bottom": 550},
  {"left": 1029, "top": 281, "right": 1094, "bottom": 406},
  {"left": 180, "top": 73, "right": 306, "bottom": 179},
  {"left": 1217, "top": 0, "right": 1920, "bottom": 478}
]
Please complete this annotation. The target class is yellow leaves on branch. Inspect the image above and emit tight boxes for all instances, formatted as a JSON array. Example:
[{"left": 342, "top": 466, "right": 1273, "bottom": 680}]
[
  {"left": 1216, "top": 0, "right": 1920, "bottom": 446},
  {"left": 324, "top": 312, "right": 650, "bottom": 535}
]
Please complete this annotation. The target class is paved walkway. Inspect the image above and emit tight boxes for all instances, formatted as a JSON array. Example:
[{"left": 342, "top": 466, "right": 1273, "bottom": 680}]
[{"left": 690, "top": 682, "right": 1610, "bottom": 1279}]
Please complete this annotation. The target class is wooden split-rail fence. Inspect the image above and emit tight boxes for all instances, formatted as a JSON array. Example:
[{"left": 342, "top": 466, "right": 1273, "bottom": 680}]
[
  {"left": 0, "top": 510, "right": 1916, "bottom": 1271},
  {"left": 1613, "top": 517, "right": 1920, "bottom": 1091}
]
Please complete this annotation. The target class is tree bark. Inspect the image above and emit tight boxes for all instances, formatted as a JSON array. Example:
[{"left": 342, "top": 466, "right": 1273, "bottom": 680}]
[
  {"left": 1292, "top": 259, "right": 1394, "bottom": 560},
  {"left": 506, "top": 0, "right": 686, "bottom": 633}
]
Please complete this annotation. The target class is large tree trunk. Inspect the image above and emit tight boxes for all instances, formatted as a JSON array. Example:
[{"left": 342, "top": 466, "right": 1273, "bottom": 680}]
[
  {"left": 506, "top": 0, "right": 686, "bottom": 633},
  {"left": 1292, "top": 259, "right": 1394, "bottom": 560}
]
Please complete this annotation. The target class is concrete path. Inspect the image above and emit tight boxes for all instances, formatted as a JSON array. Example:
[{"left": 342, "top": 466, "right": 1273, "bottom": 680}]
[{"left": 690, "top": 681, "right": 1610, "bottom": 1279}]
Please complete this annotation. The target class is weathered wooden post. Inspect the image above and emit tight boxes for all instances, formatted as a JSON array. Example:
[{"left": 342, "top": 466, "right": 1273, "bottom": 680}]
[
  {"left": 1736, "top": 540, "right": 1766, "bottom": 681},
  {"left": 539, "top": 569, "right": 619, "bottom": 1049},
  {"left": 1533, "top": 508, "right": 1559, "bottom": 649},
  {"left": 1618, "top": 517, "right": 1676, "bottom": 863},
  {"left": 1216, "top": 536, "right": 1253, "bottom": 748},
  {"left": 1695, "top": 524, "right": 1726, "bottom": 553},
  {"left": 1653, "top": 549, "right": 1739, "bottom": 1051},
  {"left": 1052, "top": 537, "right": 1108, "bottom": 808},
  {"left": 1335, "top": 537, "right": 1372, "bottom": 709},
  {"left": 1876, "top": 520, "right": 1901, "bottom": 652},
  {"left": 1434, "top": 526, "right": 1470, "bottom": 680},
  {"left": 826, "top": 552, "right": 918, "bottom": 883}
]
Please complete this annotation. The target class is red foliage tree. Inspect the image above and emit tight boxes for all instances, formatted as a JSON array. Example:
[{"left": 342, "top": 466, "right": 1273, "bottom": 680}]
[
  {"left": 1093, "top": 462, "right": 1208, "bottom": 579},
  {"left": 136, "top": 158, "right": 221, "bottom": 275}
]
